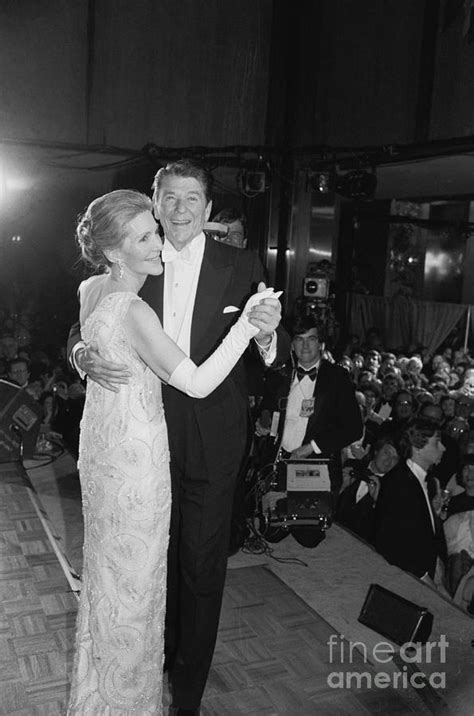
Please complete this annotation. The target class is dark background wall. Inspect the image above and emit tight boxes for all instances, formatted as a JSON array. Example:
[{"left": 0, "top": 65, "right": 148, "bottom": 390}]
[{"left": 1, "top": 0, "right": 473, "bottom": 343}]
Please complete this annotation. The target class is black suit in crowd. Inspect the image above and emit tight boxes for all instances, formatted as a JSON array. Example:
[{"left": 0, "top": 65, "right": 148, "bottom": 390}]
[{"left": 374, "top": 461, "right": 439, "bottom": 579}]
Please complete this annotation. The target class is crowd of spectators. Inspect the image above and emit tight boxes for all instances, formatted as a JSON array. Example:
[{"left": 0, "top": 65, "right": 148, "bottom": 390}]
[
  {"left": 0, "top": 311, "right": 85, "bottom": 458},
  {"left": 249, "top": 323, "right": 474, "bottom": 616},
  {"left": 2, "top": 304, "right": 473, "bottom": 615}
]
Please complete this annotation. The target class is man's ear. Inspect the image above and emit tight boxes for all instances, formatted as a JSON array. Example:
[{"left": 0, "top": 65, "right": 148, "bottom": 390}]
[{"left": 205, "top": 200, "right": 212, "bottom": 222}]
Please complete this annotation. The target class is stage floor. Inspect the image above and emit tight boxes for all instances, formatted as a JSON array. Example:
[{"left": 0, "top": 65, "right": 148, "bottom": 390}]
[{"left": 0, "top": 452, "right": 473, "bottom": 714}]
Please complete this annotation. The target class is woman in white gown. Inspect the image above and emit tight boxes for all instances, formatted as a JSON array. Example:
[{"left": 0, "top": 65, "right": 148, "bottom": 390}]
[{"left": 67, "top": 190, "right": 277, "bottom": 714}]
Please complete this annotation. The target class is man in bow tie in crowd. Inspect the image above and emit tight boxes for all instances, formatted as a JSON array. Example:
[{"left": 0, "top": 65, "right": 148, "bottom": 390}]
[
  {"left": 255, "top": 315, "right": 363, "bottom": 544},
  {"left": 68, "top": 159, "right": 290, "bottom": 714}
]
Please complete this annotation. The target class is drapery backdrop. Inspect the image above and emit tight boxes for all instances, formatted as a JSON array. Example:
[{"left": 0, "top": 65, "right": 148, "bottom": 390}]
[{"left": 349, "top": 293, "right": 471, "bottom": 356}]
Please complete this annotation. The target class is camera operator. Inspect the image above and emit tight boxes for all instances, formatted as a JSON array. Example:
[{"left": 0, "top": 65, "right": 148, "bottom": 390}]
[{"left": 255, "top": 315, "right": 362, "bottom": 546}]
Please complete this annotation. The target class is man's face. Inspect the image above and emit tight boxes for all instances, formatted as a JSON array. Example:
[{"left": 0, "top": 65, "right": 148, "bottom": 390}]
[
  {"left": 394, "top": 393, "right": 414, "bottom": 419},
  {"left": 222, "top": 220, "right": 246, "bottom": 248},
  {"left": 418, "top": 432, "right": 445, "bottom": 467},
  {"left": 8, "top": 361, "right": 29, "bottom": 386},
  {"left": 156, "top": 175, "right": 212, "bottom": 250},
  {"left": 292, "top": 328, "right": 323, "bottom": 367},
  {"left": 382, "top": 377, "right": 398, "bottom": 400},
  {"left": 461, "top": 464, "right": 474, "bottom": 492},
  {"left": 373, "top": 443, "right": 399, "bottom": 474}
]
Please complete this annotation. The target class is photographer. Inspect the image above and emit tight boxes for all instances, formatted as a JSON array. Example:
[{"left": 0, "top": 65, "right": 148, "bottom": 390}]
[{"left": 255, "top": 315, "right": 362, "bottom": 545}]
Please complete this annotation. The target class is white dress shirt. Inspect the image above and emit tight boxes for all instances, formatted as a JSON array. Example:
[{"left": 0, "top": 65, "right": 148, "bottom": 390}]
[
  {"left": 406, "top": 458, "right": 435, "bottom": 532},
  {"left": 281, "top": 361, "right": 320, "bottom": 453},
  {"left": 162, "top": 233, "right": 206, "bottom": 355}
]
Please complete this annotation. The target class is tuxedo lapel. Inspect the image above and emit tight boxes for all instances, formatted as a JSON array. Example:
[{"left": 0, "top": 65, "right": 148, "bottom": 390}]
[
  {"left": 139, "top": 273, "right": 164, "bottom": 322},
  {"left": 308, "top": 360, "right": 330, "bottom": 428},
  {"left": 191, "top": 237, "right": 234, "bottom": 357}
]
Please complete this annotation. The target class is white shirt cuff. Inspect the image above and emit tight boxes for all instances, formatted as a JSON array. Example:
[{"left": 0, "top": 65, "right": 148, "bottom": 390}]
[
  {"left": 310, "top": 440, "right": 322, "bottom": 455},
  {"left": 71, "top": 340, "right": 87, "bottom": 380},
  {"left": 254, "top": 331, "right": 277, "bottom": 366}
]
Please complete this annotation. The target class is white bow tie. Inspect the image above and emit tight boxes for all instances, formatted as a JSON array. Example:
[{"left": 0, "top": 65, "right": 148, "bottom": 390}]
[{"left": 161, "top": 242, "right": 193, "bottom": 264}]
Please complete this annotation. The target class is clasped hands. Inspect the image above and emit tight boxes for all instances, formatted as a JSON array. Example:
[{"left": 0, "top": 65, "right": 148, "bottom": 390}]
[{"left": 77, "top": 282, "right": 282, "bottom": 392}]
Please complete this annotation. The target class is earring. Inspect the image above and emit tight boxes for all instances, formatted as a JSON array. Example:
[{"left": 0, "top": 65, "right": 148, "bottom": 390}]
[{"left": 118, "top": 260, "right": 124, "bottom": 279}]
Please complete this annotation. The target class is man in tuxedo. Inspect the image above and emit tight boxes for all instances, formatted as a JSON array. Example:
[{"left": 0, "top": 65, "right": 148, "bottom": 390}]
[
  {"left": 69, "top": 159, "right": 289, "bottom": 714},
  {"left": 374, "top": 417, "right": 446, "bottom": 585},
  {"left": 256, "top": 315, "right": 363, "bottom": 544},
  {"left": 337, "top": 438, "right": 399, "bottom": 543}
]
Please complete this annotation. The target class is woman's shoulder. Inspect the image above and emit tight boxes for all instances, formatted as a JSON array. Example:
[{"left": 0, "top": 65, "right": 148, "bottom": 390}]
[
  {"left": 78, "top": 273, "right": 106, "bottom": 301},
  {"left": 125, "top": 296, "right": 161, "bottom": 332}
]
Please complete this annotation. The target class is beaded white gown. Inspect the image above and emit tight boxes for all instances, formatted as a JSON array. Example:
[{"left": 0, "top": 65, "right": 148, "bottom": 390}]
[{"left": 68, "top": 292, "right": 171, "bottom": 715}]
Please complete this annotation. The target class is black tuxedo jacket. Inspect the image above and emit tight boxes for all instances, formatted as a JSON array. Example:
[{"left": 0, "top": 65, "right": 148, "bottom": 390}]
[
  {"left": 374, "top": 461, "right": 438, "bottom": 579},
  {"left": 260, "top": 358, "right": 363, "bottom": 458},
  {"left": 68, "top": 237, "right": 290, "bottom": 461}
]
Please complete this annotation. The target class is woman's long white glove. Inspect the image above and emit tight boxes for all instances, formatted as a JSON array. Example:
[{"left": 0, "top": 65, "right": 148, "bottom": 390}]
[{"left": 168, "top": 288, "right": 282, "bottom": 398}]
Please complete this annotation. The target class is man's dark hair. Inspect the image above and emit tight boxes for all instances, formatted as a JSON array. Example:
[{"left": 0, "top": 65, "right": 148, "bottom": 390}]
[
  {"left": 212, "top": 207, "right": 247, "bottom": 227},
  {"left": 290, "top": 315, "right": 326, "bottom": 343},
  {"left": 152, "top": 158, "right": 214, "bottom": 203},
  {"left": 399, "top": 418, "right": 440, "bottom": 459},
  {"left": 419, "top": 402, "right": 443, "bottom": 423}
]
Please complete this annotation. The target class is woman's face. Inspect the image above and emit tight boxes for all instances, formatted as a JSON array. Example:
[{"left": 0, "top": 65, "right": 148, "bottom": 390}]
[
  {"left": 363, "top": 390, "right": 377, "bottom": 408},
  {"left": 117, "top": 211, "right": 163, "bottom": 278}
]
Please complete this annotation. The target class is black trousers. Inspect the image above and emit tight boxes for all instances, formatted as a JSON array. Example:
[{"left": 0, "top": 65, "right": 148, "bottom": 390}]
[{"left": 163, "top": 387, "right": 247, "bottom": 709}]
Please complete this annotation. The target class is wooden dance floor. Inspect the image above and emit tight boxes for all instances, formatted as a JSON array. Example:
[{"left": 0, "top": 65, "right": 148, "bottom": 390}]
[{"left": 0, "top": 455, "right": 473, "bottom": 714}]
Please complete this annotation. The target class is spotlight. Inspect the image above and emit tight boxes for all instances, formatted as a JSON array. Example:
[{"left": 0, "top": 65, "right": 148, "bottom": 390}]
[{"left": 243, "top": 170, "right": 267, "bottom": 194}]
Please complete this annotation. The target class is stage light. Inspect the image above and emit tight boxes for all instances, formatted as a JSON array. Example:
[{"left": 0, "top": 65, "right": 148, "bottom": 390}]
[
  {"left": 243, "top": 170, "right": 267, "bottom": 194},
  {"left": 6, "top": 177, "right": 32, "bottom": 191}
]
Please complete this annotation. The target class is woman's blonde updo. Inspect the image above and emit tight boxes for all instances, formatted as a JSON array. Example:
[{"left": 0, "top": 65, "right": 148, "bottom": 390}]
[{"left": 76, "top": 189, "right": 153, "bottom": 269}]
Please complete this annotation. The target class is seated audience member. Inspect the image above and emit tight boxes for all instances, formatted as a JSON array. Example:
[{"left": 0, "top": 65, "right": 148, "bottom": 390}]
[
  {"left": 379, "top": 372, "right": 402, "bottom": 408},
  {"left": 211, "top": 208, "right": 247, "bottom": 248},
  {"left": 350, "top": 353, "right": 364, "bottom": 383},
  {"left": 444, "top": 456, "right": 474, "bottom": 612},
  {"left": 428, "top": 381, "right": 449, "bottom": 403},
  {"left": 454, "top": 391, "right": 474, "bottom": 431},
  {"left": 7, "top": 358, "right": 30, "bottom": 389},
  {"left": 439, "top": 394, "right": 457, "bottom": 423},
  {"left": 404, "top": 355, "right": 429, "bottom": 390},
  {"left": 255, "top": 315, "right": 363, "bottom": 546},
  {"left": 378, "top": 389, "right": 417, "bottom": 450},
  {"left": 364, "top": 350, "right": 381, "bottom": 377},
  {"left": 375, "top": 418, "right": 446, "bottom": 586},
  {"left": 378, "top": 353, "right": 397, "bottom": 378},
  {"left": 337, "top": 355, "right": 354, "bottom": 376},
  {"left": 337, "top": 438, "right": 399, "bottom": 543},
  {"left": 444, "top": 416, "right": 470, "bottom": 446}
]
